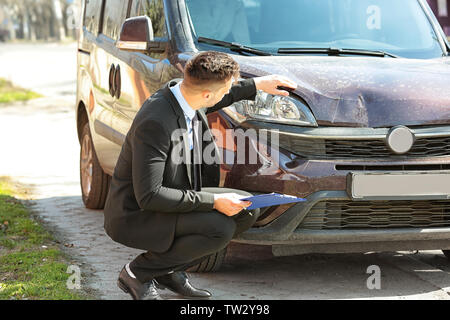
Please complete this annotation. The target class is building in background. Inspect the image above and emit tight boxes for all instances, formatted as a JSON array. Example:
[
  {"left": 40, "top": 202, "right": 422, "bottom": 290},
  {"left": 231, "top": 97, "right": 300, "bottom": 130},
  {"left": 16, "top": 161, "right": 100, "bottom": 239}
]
[{"left": 428, "top": 0, "right": 450, "bottom": 36}]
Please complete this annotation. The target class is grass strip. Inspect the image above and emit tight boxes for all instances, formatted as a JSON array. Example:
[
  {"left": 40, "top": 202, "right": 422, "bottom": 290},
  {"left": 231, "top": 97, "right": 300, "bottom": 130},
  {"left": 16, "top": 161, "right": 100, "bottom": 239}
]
[
  {"left": 0, "top": 177, "right": 91, "bottom": 300},
  {"left": 0, "top": 78, "right": 41, "bottom": 104}
]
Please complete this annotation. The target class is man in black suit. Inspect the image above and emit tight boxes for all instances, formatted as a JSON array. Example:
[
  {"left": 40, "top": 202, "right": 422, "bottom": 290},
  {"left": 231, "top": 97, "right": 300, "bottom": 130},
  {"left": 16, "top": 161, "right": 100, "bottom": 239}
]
[{"left": 103, "top": 51, "right": 297, "bottom": 300}]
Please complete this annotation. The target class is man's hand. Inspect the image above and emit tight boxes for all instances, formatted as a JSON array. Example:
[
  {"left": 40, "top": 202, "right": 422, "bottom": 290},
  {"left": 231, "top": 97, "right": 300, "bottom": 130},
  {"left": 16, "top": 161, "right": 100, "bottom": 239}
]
[
  {"left": 253, "top": 75, "right": 298, "bottom": 97},
  {"left": 213, "top": 193, "right": 252, "bottom": 217}
]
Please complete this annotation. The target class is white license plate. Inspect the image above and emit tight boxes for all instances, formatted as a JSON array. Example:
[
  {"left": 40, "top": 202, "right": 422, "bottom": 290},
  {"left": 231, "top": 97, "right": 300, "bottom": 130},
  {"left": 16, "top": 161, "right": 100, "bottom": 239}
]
[{"left": 349, "top": 172, "right": 450, "bottom": 200}]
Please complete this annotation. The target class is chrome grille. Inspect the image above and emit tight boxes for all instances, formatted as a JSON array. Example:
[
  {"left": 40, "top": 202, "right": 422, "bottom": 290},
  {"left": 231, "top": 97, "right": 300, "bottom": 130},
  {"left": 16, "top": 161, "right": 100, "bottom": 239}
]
[
  {"left": 279, "top": 135, "right": 450, "bottom": 159},
  {"left": 299, "top": 200, "right": 450, "bottom": 230}
]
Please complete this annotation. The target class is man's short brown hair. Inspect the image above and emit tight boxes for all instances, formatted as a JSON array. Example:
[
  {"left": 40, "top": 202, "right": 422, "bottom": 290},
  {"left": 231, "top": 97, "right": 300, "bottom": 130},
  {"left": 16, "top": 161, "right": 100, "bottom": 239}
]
[{"left": 184, "top": 51, "right": 240, "bottom": 88}]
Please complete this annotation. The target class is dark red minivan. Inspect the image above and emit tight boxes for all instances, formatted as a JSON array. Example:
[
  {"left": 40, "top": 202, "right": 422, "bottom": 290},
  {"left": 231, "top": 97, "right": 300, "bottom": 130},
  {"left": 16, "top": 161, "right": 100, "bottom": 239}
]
[{"left": 76, "top": 0, "right": 450, "bottom": 271}]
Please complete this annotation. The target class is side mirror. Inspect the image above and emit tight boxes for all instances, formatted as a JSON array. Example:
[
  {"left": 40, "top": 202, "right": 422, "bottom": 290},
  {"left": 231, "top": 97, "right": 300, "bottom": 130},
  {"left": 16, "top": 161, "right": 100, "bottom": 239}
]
[{"left": 116, "top": 16, "right": 166, "bottom": 53}]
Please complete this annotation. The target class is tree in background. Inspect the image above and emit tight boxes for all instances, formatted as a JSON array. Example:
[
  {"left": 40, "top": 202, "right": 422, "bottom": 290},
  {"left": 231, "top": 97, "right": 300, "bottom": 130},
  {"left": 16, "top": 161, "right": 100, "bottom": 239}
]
[{"left": 0, "top": 0, "right": 80, "bottom": 42}]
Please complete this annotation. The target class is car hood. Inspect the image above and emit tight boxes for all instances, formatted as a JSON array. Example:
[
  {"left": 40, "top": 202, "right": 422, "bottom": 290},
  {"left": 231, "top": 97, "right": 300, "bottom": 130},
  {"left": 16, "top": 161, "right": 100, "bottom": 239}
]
[{"left": 234, "top": 55, "right": 450, "bottom": 128}]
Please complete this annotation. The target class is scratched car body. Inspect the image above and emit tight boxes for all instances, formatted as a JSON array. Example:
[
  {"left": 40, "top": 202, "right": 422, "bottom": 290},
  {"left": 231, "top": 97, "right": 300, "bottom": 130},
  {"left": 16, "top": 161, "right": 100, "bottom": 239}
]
[{"left": 76, "top": 0, "right": 450, "bottom": 271}]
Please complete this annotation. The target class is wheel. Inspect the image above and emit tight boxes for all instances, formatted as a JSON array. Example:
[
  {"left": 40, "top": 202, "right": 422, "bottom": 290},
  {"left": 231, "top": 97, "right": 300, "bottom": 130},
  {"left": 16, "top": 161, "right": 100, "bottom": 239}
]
[
  {"left": 186, "top": 246, "right": 228, "bottom": 273},
  {"left": 443, "top": 250, "right": 450, "bottom": 260},
  {"left": 80, "top": 122, "right": 111, "bottom": 209}
]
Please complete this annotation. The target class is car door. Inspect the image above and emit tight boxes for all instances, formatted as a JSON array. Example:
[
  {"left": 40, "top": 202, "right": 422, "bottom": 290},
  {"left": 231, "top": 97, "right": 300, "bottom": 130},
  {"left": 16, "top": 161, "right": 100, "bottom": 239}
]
[
  {"left": 110, "top": 0, "right": 183, "bottom": 159},
  {"left": 91, "top": 0, "right": 131, "bottom": 172},
  {"left": 78, "top": 0, "right": 119, "bottom": 175}
]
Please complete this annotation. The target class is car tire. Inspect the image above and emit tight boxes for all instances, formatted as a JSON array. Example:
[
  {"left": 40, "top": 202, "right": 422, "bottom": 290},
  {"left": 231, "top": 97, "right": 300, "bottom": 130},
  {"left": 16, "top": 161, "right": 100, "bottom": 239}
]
[
  {"left": 80, "top": 122, "right": 110, "bottom": 209},
  {"left": 186, "top": 246, "right": 228, "bottom": 273},
  {"left": 443, "top": 250, "right": 450, "bottom": 260}
]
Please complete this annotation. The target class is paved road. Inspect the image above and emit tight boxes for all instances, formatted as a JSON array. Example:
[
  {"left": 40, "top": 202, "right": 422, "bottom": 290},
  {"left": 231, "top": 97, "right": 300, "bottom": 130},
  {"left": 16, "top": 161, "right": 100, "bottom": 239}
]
[
  {"left": 0, "top": 42, "right": 450, "bottom": 300},
  {"left": 0, "top": 42, "right": 77, "bottom": 103}
]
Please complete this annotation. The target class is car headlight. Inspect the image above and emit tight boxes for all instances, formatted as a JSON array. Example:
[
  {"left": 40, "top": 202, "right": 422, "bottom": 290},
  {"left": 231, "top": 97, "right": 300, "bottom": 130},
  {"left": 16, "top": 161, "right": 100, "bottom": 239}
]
[{"left": 230, "top": 90, "right": 317, "bottom": 127}]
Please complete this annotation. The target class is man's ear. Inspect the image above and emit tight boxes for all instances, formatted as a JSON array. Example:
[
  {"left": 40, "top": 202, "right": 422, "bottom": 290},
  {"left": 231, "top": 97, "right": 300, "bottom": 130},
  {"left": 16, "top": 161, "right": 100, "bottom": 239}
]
[{"left": 202, "top": 89, "right": 212, "bottom": 100}]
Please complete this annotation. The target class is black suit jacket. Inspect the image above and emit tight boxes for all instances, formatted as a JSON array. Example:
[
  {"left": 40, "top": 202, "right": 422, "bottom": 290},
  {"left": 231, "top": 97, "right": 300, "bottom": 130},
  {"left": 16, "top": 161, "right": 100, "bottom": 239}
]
[{"left": 103, "top": 78, "right": 257, "bottom": 252}]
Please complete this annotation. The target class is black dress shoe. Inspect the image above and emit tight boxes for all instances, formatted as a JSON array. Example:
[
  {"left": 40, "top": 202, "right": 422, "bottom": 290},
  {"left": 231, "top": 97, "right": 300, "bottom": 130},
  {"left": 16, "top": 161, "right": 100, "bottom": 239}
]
[
  {"left": 117, "top": 265, "right": 162, "bottom": 300},
  {"left": 154, "top": 271, "right": 211, "bottom": 299}
]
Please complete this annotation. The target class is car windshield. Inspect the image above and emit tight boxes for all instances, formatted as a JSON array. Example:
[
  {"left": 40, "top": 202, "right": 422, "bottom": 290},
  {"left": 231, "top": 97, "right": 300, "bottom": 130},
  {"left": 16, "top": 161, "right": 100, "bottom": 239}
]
[{"left": 184, "top": 0, "right": 445, "bottom": 59}]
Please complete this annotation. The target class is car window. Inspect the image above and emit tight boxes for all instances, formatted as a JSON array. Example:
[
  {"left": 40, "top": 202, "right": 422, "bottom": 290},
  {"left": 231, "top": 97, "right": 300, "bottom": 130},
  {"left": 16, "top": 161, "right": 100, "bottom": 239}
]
[
  {"left": 84, "top": 0, "right": 103, "bottom": 34},
  {"left": 130, "top": 0, "right": 167, "bottom": 39},
  {"left": 185, "top": 0, "right": 444, "bottom": 59},
  {"left": 186, "top": 0, "right": 250, "bottom": 44},
  {"left": 102, "top": 0, "right": 130, "bottom": 40}
]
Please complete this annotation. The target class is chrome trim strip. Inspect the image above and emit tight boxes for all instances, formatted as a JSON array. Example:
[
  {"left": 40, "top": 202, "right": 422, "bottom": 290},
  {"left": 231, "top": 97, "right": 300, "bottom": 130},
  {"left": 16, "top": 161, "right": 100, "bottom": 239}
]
[{"left": 250, "top": 123, "right": 450, "bottom": 140}]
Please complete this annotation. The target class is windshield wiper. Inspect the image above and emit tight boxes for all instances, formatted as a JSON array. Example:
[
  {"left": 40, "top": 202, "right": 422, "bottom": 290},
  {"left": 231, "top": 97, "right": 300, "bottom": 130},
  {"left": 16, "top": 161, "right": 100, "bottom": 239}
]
[
  {"left": 197, "top": 37, "right": 272, "bottom": 56},
  {"left": 278, "top": 47, "right": 398, "bottom": 58}
]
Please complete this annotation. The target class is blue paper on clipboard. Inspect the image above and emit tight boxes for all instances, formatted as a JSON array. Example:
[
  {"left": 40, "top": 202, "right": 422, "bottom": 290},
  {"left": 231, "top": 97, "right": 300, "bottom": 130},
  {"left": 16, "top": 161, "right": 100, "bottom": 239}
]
[{"left": 240, "top": 192, "right": 306, "bottom": 210}]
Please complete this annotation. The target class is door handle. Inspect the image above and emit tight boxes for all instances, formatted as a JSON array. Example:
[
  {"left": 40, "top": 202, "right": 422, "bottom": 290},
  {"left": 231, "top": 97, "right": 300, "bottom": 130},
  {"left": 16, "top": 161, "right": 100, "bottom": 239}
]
[
  {"left": 108, "top": 64, "right": 116, "bottom": 97},
  {"left": 114, "top": 64, "right": 121, "bottom": 99},
  {"left": 108, "top": 64, "right": 121, "bottom": 99}
]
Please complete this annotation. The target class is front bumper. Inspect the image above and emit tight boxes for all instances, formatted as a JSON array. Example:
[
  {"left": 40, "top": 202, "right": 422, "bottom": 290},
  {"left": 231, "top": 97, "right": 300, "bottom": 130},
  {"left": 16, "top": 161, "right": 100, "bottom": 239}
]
[
  {"left": 234, "top": 192, "right": 450, "bottom": 255},
  {"left": 228, "top": 124, "right": 450, "bottom": 255}
]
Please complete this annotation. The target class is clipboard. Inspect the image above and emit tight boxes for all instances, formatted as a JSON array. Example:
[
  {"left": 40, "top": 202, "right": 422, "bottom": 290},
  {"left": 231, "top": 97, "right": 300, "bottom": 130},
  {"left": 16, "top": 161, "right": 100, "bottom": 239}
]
[{"left": 240, "top": 192, "right": 306, "bottom": 210}]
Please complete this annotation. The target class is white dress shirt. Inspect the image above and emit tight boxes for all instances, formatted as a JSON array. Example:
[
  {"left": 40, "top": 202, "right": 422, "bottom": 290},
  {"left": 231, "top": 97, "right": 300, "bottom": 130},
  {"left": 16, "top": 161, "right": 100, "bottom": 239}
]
[{"left": 169, "top": 81, "right": 196, "bottom": 150}]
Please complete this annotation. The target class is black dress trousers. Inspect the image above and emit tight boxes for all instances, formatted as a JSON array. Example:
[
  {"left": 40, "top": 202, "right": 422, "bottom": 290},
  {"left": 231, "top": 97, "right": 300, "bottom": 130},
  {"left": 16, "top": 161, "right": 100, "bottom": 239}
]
[{"left": 129, "top": 187, "right": 260, "bottom": 283}]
